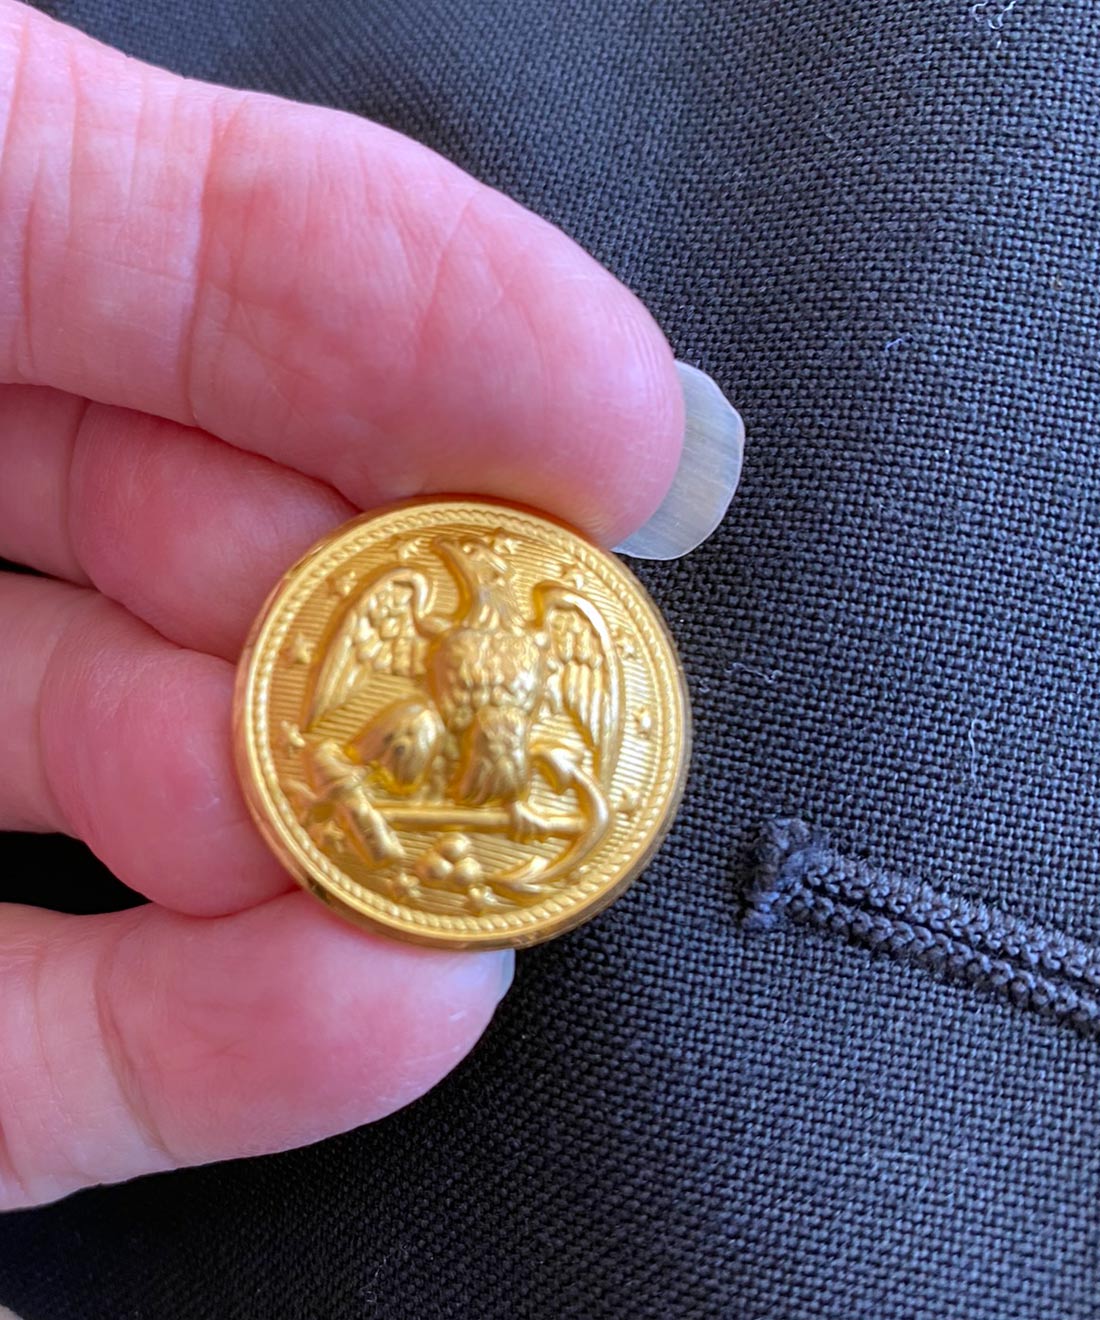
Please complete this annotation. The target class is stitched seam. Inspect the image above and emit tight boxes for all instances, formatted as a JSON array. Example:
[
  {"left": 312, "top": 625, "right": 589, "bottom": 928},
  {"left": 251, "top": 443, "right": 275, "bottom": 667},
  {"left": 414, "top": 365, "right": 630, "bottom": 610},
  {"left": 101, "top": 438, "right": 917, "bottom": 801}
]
[{"left": 746, "top": 818, "right": 1100, "bottom": 1040}]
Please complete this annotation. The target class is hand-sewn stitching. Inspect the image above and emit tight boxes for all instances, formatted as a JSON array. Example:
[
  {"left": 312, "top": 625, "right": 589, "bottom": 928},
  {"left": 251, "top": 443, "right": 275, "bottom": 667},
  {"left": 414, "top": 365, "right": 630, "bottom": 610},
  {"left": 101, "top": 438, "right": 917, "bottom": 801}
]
[{"left": 746, "top": 818, "right": 1100, "bottom": 1040}]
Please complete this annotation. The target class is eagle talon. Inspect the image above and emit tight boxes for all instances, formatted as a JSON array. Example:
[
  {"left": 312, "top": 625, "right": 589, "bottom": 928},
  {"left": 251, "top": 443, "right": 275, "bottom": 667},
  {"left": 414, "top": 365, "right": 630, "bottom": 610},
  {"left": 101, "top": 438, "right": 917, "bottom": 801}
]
[
  {"left": 339, "top": 792, "right": 405, "bottom": 864},
  {"left": 509, "top": 800, "right": 553, "bottom": 842}
]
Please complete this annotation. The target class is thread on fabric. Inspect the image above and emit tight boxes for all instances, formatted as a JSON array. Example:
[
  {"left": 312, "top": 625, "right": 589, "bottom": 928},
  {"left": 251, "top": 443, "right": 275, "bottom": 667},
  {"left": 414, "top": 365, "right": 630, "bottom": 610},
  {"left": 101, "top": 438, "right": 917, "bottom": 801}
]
[{"left": 747, "top": 819, "right": 1100, "bottom": 1040}]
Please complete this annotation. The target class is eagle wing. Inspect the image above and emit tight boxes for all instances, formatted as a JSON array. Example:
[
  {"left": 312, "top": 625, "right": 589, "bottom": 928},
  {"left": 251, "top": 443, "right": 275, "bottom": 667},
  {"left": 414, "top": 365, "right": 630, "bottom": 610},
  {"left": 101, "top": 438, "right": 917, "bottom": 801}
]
[
  {"left": 533, "top": 582, "right": 623, "bottom": 783},
  {"left": 307, "top": 567, "right": 437, "bottom": 727}
]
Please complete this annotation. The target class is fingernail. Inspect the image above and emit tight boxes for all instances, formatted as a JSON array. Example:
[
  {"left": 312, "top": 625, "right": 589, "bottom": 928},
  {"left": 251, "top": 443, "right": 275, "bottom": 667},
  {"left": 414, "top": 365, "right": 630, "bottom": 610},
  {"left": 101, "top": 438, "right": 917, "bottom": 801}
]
[
  {"left": 614, "top": 361, "right": 744, "bottom": 560},
  {"left": 495, "top": 949, "right": 516, "bottom": 1002}
]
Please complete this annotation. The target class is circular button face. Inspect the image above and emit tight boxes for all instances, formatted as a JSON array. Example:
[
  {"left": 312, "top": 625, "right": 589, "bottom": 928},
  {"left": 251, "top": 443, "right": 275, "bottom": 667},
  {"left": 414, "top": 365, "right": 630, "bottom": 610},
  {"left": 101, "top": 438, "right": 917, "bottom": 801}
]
[{"left": 234, "top": 499, "right": 690, "bottom": 949}]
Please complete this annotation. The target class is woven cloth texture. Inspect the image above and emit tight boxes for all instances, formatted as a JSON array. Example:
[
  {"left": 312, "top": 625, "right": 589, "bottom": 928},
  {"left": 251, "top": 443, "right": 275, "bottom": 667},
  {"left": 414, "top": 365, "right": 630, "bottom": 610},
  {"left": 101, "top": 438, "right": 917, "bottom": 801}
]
[{"left": 3, "top": 0, "right": 1100, "bottom": 1316}]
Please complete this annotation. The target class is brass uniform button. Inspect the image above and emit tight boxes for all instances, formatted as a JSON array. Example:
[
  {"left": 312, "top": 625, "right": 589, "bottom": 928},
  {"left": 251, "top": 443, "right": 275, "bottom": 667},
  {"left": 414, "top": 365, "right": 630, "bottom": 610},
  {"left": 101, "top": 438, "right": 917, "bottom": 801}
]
[{"left": 233, "top": 498, "right": 690, "bottom": 949}]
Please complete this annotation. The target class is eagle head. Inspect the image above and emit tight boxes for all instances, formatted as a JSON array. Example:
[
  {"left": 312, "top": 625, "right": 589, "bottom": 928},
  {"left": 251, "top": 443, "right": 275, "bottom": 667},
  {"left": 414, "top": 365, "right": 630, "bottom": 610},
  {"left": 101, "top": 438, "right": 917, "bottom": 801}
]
[{"left": 432, "top": 536, "right": 522, "bottom": 629}]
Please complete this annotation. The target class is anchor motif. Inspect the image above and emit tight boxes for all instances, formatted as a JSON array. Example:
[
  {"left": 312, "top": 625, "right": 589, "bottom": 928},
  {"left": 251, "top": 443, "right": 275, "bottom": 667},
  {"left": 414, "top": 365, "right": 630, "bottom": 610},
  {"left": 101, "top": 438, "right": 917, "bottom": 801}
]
[{"left": 290, "top": 534, "right": 625, "bottom": 912}]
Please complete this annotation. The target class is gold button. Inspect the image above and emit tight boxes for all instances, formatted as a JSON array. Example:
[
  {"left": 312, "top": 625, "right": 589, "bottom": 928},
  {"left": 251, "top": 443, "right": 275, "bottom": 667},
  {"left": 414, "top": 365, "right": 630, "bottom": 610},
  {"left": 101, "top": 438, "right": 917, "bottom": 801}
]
[{"left": 233, "top": 498, "right": 690, "bottom": 948}]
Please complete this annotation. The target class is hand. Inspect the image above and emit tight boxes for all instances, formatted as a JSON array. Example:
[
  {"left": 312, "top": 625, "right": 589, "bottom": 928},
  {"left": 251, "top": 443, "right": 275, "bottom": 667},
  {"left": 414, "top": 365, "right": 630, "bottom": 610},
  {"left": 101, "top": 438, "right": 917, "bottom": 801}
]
[{"left": 0, "top": 0, "right": 681, "bottom": 1208}]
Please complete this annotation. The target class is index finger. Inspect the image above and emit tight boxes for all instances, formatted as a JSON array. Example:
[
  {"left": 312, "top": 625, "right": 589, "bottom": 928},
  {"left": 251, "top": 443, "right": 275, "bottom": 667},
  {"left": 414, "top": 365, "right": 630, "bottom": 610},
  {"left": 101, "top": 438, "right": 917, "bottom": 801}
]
[{"left": 0, "top": 0, "right": 682, "bottom": 544}]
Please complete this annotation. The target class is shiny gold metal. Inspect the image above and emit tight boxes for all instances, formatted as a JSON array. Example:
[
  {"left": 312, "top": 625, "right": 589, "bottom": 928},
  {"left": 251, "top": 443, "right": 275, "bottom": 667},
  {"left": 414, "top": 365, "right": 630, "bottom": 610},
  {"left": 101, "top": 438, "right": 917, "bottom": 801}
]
[{"left": 233, "top": 498, "right": 690, "bottom": 948}]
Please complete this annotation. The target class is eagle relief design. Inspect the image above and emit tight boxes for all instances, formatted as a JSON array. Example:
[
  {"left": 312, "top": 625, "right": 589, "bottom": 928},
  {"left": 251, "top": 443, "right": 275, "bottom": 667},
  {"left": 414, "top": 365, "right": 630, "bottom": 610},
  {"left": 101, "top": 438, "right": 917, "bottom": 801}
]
[{"left": 283, "top": 532, "right": 627, "bottom": 916}]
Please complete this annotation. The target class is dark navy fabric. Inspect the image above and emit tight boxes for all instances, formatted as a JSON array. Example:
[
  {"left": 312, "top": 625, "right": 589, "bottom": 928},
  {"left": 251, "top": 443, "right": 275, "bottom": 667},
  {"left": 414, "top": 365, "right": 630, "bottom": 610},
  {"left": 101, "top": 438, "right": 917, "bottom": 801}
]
[{"left": 3, "top": 1, "right": 1100, "bottom": 1316}]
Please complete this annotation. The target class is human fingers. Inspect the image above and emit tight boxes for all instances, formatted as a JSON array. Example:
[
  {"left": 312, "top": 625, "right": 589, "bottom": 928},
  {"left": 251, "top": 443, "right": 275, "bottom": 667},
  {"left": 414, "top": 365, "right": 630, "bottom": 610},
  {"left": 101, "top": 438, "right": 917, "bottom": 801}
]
[
  {"left": 0, "top": 0, "right": 682, "bottom": 547},
  {"left": 0, "top": 385, "right": 355, "bottom": 660},
  {"left": 0, "top": 570, "right": 288, "bottom": 913},
  {"left": 0, "top": 891, "right": 513, "bottom": 1208}
]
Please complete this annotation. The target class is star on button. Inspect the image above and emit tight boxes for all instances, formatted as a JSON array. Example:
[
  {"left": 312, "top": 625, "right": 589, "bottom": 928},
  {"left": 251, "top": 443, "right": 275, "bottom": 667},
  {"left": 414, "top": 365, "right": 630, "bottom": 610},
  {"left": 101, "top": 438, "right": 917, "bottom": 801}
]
[
  {"left": 285, "top": 633, "right": 316, "bottom": 666},
  {"left": 613, "top": 627, "right": 638, "bottom": 661},
  {"left": 562, "top": 562, "right": 587, "bottom": 590},
  {"left": 329, "top": 569, "right": 358, "bottom": 598},
  {"left": 617, "top": 788, "right": 640, "bottom": 818}
]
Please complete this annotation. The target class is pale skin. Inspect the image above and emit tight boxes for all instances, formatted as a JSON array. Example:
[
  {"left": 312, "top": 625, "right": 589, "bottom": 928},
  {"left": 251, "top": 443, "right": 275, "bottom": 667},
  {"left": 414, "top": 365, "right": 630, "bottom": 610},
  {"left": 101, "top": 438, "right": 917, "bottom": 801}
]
[{"left": 0, "top": 1, "right": 683, "bottom": 1208}]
